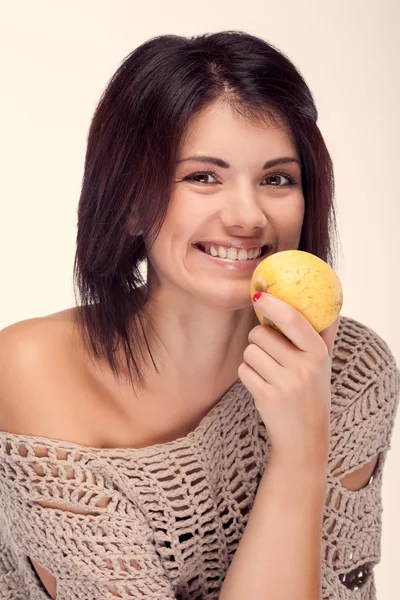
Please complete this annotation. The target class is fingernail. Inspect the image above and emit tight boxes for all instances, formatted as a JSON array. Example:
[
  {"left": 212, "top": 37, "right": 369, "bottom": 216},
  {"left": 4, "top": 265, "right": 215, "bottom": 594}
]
[{"left": 253, "top": 292, "right": 262, "bottom": 302}]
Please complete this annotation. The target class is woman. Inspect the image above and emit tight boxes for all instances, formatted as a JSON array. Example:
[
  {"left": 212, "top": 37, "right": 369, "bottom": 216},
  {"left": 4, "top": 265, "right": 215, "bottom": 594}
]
[{"left": 0, "top": 30, "right": 399, "bottom": 600}]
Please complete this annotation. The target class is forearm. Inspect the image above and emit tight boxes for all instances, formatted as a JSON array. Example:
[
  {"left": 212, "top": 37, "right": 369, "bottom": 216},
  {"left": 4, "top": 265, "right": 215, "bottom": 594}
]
[{"left": 219, "top": 455, "right": 328, "bottom": 600}]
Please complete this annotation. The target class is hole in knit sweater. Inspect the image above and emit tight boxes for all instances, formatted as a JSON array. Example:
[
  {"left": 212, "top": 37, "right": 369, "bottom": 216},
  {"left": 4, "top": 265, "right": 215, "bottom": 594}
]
[
  {"left": 338, "top": 562, "right": 373, "bottom": 590},
  {"left": 27, "top": 556, "right": 57, "bottom": 599}
]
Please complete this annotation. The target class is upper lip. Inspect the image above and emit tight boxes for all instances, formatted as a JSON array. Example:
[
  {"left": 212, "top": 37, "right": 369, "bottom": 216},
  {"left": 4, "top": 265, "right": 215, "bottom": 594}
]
[{"left": 193, "top": 240, "right": 271, "bottom": 251}]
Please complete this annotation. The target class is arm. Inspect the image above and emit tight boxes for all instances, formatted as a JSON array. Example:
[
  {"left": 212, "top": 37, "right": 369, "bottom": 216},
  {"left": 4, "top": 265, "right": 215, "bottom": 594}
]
[
  {"left": 220, "top": 328, "right": 398, "bottom": 600},
  {"left": 0, "top": 323, "right": 178, "bottom": 600},
  {"left": 223, "top": 292, "right": 338, "bottom": 600},
  {"left": 219, "top": 455, "right": 327, "bottom": 600}
]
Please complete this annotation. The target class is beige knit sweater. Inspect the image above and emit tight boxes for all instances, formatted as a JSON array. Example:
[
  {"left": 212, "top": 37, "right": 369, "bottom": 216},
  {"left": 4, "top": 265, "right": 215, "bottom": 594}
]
[{"left": 0, "top": 315, "right": 399, "bottom": 600}]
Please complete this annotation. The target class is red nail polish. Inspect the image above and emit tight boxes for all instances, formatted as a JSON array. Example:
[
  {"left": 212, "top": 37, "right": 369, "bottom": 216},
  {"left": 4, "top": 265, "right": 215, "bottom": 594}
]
[{"left": 253, "top": 292, "right": 262, "bottom": 302}]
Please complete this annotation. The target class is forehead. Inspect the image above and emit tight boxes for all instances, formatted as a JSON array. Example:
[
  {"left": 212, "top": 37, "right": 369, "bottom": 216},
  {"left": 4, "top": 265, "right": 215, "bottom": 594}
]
[{"left": 178, "top": 101, "right": 298, "bottom": 161}]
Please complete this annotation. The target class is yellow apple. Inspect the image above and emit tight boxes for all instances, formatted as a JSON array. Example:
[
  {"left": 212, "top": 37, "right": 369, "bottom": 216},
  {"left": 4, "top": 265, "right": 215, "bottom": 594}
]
[{"left": 250, "top": 250, "right": 343, "bottom": 334}]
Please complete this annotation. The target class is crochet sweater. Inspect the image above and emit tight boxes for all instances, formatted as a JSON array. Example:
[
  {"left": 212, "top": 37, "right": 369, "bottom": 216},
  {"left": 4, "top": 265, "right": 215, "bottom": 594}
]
[{"left": 0, "top": 315, "right": 399, "bottom": 600}]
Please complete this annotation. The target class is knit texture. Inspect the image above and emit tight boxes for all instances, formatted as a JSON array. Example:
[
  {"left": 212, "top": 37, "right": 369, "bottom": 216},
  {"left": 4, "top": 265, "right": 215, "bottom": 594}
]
[{"left": 0, "top": 315, "right": 399, "bottom": 600}]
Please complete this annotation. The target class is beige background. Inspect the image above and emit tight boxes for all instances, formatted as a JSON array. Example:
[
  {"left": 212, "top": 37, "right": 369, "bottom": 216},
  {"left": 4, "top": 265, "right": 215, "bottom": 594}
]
[{"left": 1, "top": 1, "right": 399, "bottom": 596}]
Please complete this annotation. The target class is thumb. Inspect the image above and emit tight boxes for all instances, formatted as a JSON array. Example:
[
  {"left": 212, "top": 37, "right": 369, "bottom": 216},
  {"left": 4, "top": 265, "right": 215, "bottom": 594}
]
[{"left": 319, "top": 315, "right": 340, "bottom": 360}]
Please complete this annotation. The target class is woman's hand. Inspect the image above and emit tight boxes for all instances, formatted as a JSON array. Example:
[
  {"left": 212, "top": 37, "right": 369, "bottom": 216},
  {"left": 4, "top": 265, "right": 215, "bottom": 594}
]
[{"left": 238, "top": 292, "right": 340, "bottom": 470}]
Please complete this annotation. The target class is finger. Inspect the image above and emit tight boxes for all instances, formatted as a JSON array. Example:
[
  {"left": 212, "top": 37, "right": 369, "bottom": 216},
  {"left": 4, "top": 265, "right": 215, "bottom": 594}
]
[
  {"left": 243, "top": 341, "right": 285, "bottom": 386},
  {"left": 238, "top": 360, "right": 274, "bottom": 400},
  {"left": 248, "top": 324, "right": 300, "bottom": 369},
  {"left": 253, "top": 293, "right": 321, "bottom": 353},
  {"left": 319, "top": 315, "right": 340, "bottom": 360}
]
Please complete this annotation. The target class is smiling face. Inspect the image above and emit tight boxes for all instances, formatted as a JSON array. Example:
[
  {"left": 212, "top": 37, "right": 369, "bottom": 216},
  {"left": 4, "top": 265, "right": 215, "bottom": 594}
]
[{"left": 145, "top": 99, "right": 305, "bottom": 309}]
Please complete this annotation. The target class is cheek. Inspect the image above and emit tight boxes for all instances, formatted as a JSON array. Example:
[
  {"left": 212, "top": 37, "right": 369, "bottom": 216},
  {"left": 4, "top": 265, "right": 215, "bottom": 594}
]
[
  {"left": 294, "top": 197, "right": 306, "bottom": 232},
  {"left": 270, "top": 195, "right": 305, "bottom": 236},
  {"left": 145, "top": 214, "right": 188, "bottom": 276}
]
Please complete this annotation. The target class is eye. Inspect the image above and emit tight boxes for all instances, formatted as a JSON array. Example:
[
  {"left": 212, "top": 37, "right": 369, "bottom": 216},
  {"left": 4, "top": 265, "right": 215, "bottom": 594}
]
[
  {"left": 263, "top": 173, "right": 295, "bottom": 187},
  {"left": 182, "top": 170, "right": 219, "bottom": 185},
  {"left": 180, "top": 170, "right": 299, "bottom": 187}
]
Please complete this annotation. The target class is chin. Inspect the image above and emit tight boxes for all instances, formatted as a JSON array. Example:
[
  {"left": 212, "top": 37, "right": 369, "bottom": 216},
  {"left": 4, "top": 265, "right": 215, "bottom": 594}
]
[{"left": 195, "top": 286, "right": 255, "bottom": 311}]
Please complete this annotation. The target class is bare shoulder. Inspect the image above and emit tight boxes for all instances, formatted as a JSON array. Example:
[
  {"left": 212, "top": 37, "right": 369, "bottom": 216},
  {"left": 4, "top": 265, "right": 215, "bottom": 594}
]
[
  {"left": 0, "top": 308, "right": 75, "bottom": 395},
  {"left": 0, "top": 308, "right": 106, "bottom": 446}
]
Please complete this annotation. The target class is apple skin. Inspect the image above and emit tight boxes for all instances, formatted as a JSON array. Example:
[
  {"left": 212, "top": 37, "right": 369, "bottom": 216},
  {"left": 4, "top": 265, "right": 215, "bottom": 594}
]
[{"left": 250, "top": 250, "right": 343, "bottom": 334}]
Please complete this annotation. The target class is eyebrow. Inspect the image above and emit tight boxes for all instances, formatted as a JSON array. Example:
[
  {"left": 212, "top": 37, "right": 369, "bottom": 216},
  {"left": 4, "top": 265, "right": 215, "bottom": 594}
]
[{"left": 176, "top": 155, "right": 301, "bottom": 169}]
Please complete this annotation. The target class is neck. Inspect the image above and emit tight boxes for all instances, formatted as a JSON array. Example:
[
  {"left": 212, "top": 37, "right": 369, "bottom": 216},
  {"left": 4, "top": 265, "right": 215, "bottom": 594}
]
[{"left": 140, "top": 285, "right": 259, "bottom": 397}]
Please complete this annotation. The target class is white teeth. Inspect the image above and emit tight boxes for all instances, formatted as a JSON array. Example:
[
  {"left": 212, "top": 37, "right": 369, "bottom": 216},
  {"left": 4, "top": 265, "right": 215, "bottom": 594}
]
[
  {"left": 218, "top": 246, "right": 227, "bottom": 258},
  {"left": 204, "top": 245, "right": 263, "bottom": 260}
]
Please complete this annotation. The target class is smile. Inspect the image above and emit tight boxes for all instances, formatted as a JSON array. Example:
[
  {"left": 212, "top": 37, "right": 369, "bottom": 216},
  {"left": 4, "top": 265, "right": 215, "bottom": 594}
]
[{"left": 192, "top": 243, "right": 272, "bottom": 270}]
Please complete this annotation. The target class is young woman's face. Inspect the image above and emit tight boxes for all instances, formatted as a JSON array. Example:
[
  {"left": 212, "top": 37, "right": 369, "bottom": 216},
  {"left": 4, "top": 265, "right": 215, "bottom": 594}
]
[{"left": 145, "top": 100, "right": 305, "bottom": 309}]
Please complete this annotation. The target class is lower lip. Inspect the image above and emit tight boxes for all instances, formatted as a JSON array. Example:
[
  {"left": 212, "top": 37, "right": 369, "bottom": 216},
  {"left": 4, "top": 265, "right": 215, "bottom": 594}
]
[{"left": 192, "top": 244, "right": 271, "bottom": 270}]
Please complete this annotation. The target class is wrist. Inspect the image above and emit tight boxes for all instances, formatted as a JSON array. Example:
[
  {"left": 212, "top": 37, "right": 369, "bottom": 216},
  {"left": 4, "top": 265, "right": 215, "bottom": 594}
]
[{"left": 267, "top": 449, "right": 329, "bottom": 481}]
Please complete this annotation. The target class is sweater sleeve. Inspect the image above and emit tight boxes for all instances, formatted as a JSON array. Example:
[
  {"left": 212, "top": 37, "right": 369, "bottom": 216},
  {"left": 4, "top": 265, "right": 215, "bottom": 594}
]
[
  {"left": 0, "top": 435, "right": 178, "bottom": 600},
  {"left": 321, "top": 319, "right": 400, "bottom": 599}
]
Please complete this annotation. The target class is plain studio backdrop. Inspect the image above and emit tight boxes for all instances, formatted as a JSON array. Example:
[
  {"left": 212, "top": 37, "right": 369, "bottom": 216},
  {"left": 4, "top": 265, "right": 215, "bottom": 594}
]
[{"left": 0, "top": 1, "right": 399, "bottom": 597}]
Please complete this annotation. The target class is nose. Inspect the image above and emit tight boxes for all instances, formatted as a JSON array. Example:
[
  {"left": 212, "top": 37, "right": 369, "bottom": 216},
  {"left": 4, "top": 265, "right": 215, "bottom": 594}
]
[{"left": 219, "top": 186, "right": 268, "bottom": 232}]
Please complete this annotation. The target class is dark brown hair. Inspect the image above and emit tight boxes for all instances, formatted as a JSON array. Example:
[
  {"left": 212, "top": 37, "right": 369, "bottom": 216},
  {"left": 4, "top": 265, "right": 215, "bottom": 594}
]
[{"left": 73, "top": 30, "right": 339, "bottom": 394}]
